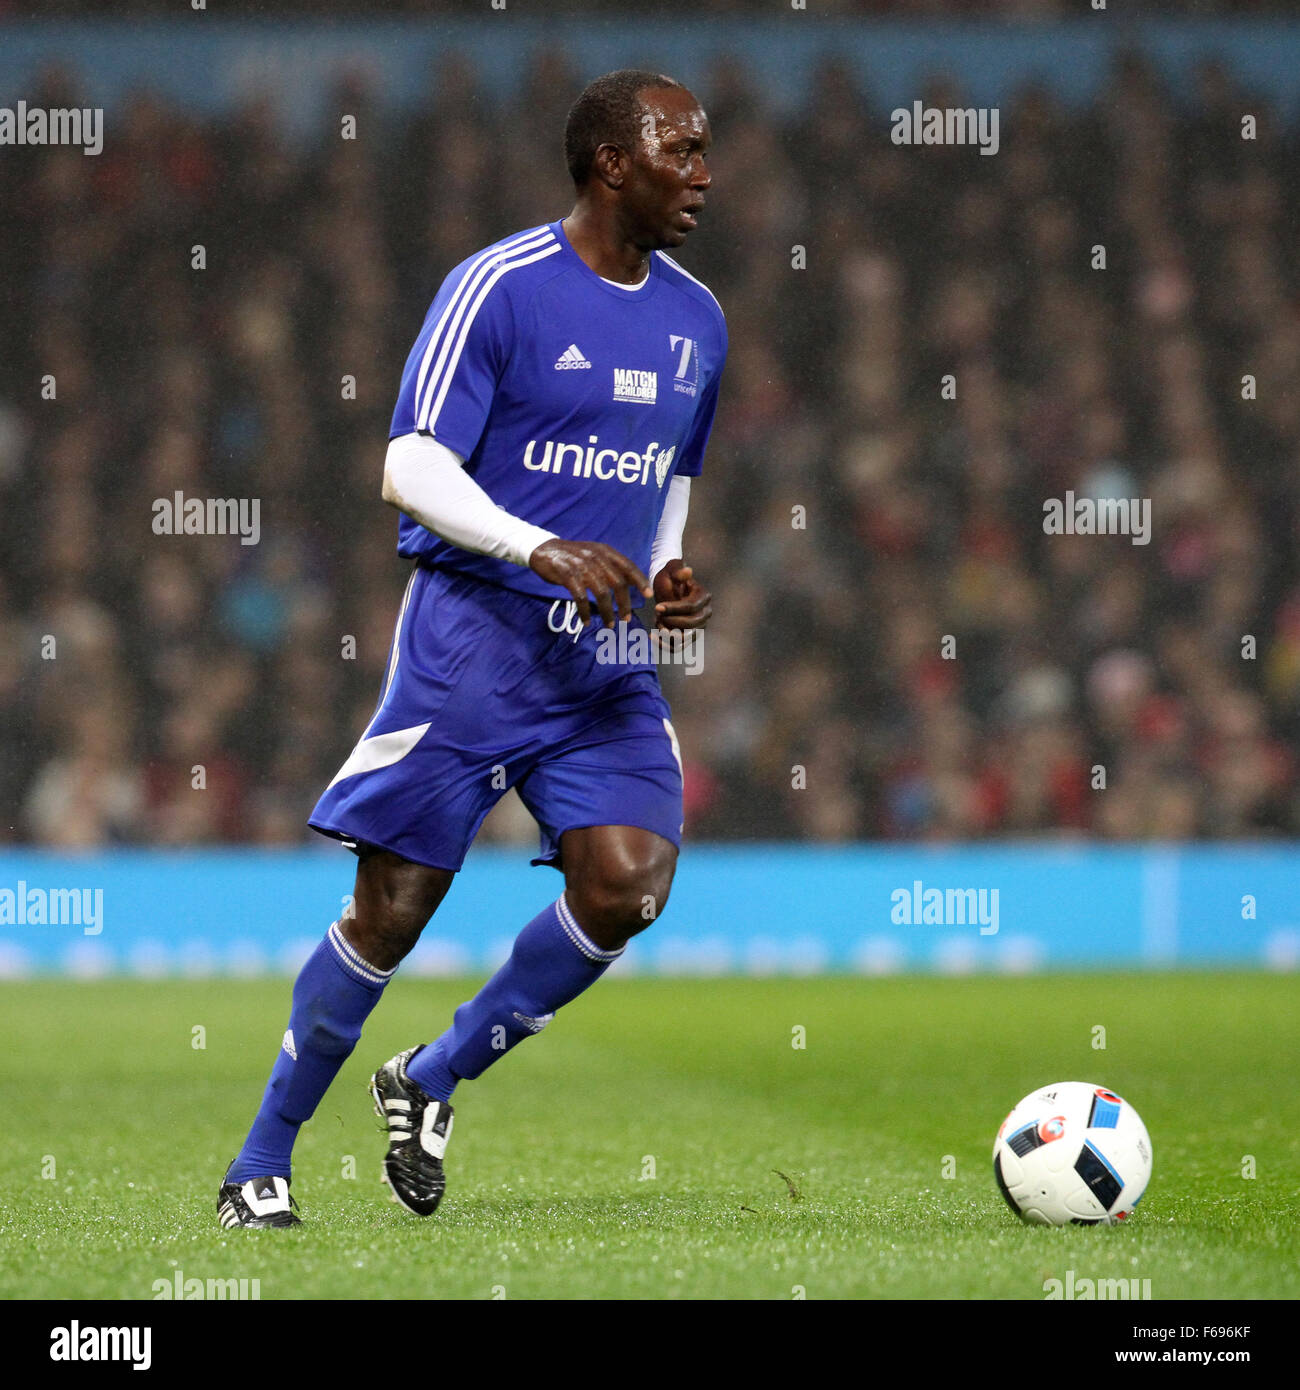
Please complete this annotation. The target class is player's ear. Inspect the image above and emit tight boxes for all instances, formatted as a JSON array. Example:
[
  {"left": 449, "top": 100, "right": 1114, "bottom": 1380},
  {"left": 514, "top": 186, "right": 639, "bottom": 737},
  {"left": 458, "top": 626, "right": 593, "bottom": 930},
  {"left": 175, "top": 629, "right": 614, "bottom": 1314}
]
[{"left": 592, "top": 142, "right": 625, "bottom": 190}]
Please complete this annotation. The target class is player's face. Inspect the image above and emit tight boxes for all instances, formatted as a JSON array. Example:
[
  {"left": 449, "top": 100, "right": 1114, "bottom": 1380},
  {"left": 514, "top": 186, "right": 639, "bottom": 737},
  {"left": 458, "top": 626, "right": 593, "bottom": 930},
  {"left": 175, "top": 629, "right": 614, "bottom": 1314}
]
[{"left": 625, "top": 88, "right": 711, "bottom": 249}]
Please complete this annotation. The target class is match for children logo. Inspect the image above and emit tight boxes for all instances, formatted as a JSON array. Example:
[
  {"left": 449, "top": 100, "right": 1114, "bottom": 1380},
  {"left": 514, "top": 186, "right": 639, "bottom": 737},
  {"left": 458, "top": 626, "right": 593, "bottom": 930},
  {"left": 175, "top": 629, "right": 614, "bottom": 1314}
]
[
  {"left": 0, "top": 882, "right": 103, "bottom": 935},
  {"left": 891, "top": 881, "right": 999, "bottom": 935}
]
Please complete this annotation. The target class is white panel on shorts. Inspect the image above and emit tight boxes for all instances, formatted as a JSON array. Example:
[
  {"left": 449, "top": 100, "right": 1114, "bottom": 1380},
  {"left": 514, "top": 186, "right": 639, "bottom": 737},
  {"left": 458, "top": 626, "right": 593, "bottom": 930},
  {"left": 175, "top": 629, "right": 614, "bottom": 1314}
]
[{"left": 326, "top": 722, "right": 432, "bottom": 790}]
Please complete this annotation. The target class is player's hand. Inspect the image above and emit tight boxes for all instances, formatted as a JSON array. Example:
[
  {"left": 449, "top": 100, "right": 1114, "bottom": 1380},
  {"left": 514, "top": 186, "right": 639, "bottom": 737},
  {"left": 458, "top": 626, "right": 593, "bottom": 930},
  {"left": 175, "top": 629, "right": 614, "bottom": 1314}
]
[
  {"left": 652, "top": 560, "right": 712, "bottom": 631},
  {"left": 529, "top": 539, "right": 653, "bottom": 628}
]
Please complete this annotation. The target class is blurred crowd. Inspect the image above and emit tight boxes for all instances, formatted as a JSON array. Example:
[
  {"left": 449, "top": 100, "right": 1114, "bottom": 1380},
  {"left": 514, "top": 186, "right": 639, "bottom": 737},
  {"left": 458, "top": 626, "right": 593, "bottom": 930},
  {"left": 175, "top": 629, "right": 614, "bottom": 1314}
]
[{"left": 2, "top": 42, "right": 1298, "bottom": 850}]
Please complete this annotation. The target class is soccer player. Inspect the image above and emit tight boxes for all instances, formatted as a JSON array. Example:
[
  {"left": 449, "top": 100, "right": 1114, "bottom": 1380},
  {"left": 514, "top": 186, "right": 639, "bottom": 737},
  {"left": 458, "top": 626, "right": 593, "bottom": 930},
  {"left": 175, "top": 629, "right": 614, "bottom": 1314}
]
[{"left": 218, "top": 70, "right": 724, "bottom": 1228}]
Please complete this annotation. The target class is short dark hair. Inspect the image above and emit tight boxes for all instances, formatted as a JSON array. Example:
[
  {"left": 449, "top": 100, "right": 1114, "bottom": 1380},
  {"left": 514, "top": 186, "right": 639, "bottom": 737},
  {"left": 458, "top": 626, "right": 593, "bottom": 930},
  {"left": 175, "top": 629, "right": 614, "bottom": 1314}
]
[{"left": 564, "top": 69, "right": 684, "bottom": 187}]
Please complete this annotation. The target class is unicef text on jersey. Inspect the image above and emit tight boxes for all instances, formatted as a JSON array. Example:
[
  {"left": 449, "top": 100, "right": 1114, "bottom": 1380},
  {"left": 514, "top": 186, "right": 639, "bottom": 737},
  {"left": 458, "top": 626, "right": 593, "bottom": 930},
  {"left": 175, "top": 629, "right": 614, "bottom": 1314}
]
[{"left": 523, "top": 437, "right": 678, "bottom": 489}]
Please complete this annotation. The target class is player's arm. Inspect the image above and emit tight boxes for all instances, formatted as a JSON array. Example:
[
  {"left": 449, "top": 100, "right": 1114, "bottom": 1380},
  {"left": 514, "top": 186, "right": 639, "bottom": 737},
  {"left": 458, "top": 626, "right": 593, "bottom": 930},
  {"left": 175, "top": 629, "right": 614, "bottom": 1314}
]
[
  {"left": 649, "top": 309, "right": 723, "bottom": 633},
  {"left": 648, "top": 475, "right": 712, "bottom": 631},
  {"left": 381, "top": 433, "right": 651, "bottom": 626},
  {"left": 382, "top": 432, "right": 555, "bottom": 565}
]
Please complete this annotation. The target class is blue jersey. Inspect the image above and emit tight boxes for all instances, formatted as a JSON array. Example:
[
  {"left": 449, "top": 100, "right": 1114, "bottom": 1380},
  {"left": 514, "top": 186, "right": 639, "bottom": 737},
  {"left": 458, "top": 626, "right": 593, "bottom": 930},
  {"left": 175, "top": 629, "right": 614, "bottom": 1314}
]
[{"left": 389, "top": 219, "right": 727, "bottom": 600}]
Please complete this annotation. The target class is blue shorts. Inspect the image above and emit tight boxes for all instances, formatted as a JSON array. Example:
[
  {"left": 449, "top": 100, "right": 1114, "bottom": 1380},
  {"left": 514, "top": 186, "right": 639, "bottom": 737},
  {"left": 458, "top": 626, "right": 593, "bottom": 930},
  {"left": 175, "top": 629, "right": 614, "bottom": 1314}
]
[{"left": 309, "top": 563, "right": 684, "bottom": 872}]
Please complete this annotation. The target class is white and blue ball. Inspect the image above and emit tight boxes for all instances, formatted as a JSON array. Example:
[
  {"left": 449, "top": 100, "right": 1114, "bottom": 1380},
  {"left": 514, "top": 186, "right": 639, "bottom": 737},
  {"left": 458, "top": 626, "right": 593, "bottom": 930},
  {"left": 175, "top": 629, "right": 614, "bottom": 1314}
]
[{"left": 992, "top": 1081, "right": 1152, "bottom": 1226}]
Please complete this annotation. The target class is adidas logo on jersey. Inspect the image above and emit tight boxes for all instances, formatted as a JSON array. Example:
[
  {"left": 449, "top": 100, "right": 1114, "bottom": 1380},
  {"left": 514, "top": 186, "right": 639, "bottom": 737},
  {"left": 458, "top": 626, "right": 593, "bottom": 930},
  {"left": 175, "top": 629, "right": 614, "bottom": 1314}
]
[{"left": 554, "top": 344, "right": 591, "bottom": 370}]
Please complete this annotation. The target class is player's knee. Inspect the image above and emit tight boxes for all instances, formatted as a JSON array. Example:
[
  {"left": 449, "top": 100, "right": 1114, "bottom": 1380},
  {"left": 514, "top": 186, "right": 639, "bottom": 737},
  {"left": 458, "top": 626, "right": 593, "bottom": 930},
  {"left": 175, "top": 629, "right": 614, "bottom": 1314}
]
[
  {"left": 358, "top": 892, "right": 433, "bottom": 967},
  {"left": 349, "top": 855, "right": 453, "bottom": 970},
  {"left": 349, "top": 913, "right": 421, "bottom": 973},
  {"left": 570, "top": 852, "right": 674, "bottom": 949}
]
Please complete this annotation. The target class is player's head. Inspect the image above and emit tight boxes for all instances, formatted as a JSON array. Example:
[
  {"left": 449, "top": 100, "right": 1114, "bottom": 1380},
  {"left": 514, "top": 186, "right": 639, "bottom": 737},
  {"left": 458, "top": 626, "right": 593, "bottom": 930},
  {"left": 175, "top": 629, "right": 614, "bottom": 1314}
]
[{"left": 564, "top": 69, "right": 711, "bottom": 249}]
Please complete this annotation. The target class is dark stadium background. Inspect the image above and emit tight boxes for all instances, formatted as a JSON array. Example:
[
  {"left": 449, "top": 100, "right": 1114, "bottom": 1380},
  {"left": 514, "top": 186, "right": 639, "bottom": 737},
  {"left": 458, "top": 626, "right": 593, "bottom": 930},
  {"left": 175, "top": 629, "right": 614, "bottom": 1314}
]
[{"left": 2, "top": 6, "right": 1298, "bottom": 855}]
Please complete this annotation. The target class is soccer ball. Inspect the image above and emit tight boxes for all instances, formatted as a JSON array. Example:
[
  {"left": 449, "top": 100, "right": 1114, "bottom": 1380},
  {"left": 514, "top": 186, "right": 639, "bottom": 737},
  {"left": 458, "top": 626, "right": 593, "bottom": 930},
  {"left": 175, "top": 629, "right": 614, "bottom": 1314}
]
[{"left": 992, "top": 1082, "right": 1152, "bottom": 1226}]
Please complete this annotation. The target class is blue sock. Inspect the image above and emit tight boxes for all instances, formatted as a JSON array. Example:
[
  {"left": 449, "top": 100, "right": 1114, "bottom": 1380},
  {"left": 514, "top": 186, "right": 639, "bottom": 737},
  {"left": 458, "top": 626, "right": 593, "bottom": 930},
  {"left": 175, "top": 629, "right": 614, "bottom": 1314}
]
[
  {"left": 406, "top": 894, "right": 622, "bottom": 1101},
  {"left": 227, "top": 922, "right": 394, "bottom": 1182}
]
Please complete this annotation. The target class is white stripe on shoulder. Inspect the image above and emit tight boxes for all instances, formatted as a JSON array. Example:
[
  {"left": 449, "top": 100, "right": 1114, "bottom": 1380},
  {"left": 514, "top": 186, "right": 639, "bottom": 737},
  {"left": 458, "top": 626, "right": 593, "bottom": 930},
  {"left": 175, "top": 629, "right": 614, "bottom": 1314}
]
[
  {"left": 654, "top": 251, "right": 725, "bottom": 315},
  {"left": 417, "top": 230, "right": 560, "bottom": 432},
  {"left": 413, "top": 226, "right": 551, "bottom": 421},
  {"left": 420, "top": 236, "right": 561, "bottom": 432},
  {"left": 422, "top": 236, "right": 558, "bottom": 433}
]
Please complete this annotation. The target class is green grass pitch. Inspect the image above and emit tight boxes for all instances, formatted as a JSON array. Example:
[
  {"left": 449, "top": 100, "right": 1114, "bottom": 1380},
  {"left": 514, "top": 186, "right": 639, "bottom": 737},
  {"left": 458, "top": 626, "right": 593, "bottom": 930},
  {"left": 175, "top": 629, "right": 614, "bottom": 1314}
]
[{"left": 1, "top": 972, "right": 1295, "bottom": 1300}]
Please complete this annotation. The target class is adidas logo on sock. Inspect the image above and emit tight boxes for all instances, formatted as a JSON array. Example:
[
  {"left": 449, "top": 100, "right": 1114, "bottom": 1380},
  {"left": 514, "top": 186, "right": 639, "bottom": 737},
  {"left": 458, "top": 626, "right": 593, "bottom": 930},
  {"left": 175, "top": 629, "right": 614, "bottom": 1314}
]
[
  {"left": 554, "top": 343, "right": 591, "bottom": 370},
  {"left": 281, "top": 1029, "right": 297, "bottom": 1060}
]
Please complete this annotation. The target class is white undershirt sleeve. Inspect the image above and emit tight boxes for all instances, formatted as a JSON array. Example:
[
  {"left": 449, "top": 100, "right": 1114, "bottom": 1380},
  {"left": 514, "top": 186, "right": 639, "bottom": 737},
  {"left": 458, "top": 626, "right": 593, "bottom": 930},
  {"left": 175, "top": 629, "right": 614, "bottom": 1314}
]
[
  {"left": 381, "top": 431, "right": 557, "bottom": 568},
  {"left": 649, "top": 475, "right": 691, "bottom": 582}
]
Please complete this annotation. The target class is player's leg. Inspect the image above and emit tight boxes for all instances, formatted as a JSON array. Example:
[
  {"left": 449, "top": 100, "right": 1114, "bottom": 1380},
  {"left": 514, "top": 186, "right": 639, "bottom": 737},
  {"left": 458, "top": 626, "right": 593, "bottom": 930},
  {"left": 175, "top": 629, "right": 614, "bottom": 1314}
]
[
  {"left": 375, "top": 670, "right": 684, "bottom": 1217},
  {"left": 401, "top": 682, "right": 685, "bottom": 1110},
  {"left": 227, "top": 565, "right": 517, "bottom": 1224},
  {"left": 344, "top": 848, "right": 456, "bottom": 970},
  {"left": 373, "top": 826, "right": 674, "bottom": 1216},
  {"left": 368, "top": 593, "right": 685, "bottom": 1216},
  {"left": 407, "top": 824, "right": 673, "bottom": 1095},
  {"left": 218, "top": 850, "right": 451, "bottom": 1228},
  {"left": 559, "top": 823, "right": 677, "bottom": 949},
  {"left": 401, "top": 663, "right": 684, "bottom": 1097}
]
